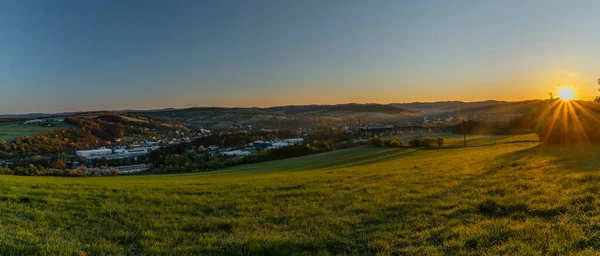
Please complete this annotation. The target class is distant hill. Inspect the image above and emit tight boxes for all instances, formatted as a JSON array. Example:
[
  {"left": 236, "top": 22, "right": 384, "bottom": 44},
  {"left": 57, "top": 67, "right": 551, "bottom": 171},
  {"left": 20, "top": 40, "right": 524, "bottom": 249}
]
[
  {"left": 390, "top": 100, "right": 545, "bottom": 117},
  {"left": 1, "top": 100, "right": 548, "bottom": 129},
  {"left": 0, "top": 111, "right": 191, "bottom": 152},
  {"left": 266, "top": 103, "right": 410, "bottom": 115},
  {"left": 0, "top": 112, "right": 81, "bottom": 119},
  {"left": 138, "top": 101, "right": 550, "bottom": 129},
  {"left": 134, "top": 103, "right": 417, "bottom": 129}
]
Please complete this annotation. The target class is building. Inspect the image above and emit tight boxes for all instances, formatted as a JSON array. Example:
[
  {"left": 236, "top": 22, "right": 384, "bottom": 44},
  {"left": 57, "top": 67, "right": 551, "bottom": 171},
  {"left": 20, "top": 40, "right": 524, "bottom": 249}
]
[
  {"left": 0, "top": 160, "right": 13, "bottom": 167},
  {"left": 24, "top": 118, "right": 64, "bottom": 124},
  {"left": 251, "top": 138, "right": 304, "bottom": 150},
  {"left": 24, "top": 119, "right": 44, "bottom": 124},
  {"left": 144, "top": 141, "right": 158, "bottom": 147},
  {"left": 283, "top": 138, "right": 304, "bottom": 145},
  {"left": 76, "top": 148, "right": 113, "bottom": 158},
  {"left": 113, "top": 148, "right": 126, "bottom": 154},
  {"left": 125, "top": 147, "right": 152, "bottom": 155},
  {"left": 221, "top": 150, "right": 251, "bottom": 157},
  {"left": 252, "top": 141, "right": 273, "bottom": 149}
]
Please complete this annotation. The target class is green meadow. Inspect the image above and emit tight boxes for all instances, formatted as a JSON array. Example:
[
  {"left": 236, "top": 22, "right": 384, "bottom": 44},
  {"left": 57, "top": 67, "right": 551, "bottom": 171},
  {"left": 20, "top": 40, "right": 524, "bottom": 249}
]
[
  {"left": 3, "top": 134, "right": 600, "bottom": 255},
  {"left": 0, "top": 122, "right": 72, "bottom": 143}
]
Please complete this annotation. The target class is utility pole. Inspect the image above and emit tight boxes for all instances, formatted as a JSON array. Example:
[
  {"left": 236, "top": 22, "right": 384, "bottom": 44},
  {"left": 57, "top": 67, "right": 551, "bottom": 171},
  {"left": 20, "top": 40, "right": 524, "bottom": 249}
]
[
  {"left": 458, "top": 102, "right": 466, "bottom": 147},
  {"left": 358, "top": 119, "right": 361, "bottom": 138}
]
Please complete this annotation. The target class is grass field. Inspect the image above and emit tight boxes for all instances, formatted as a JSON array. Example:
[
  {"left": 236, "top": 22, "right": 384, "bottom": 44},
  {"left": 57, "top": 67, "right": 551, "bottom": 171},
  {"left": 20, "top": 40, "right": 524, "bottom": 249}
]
[
  {"left": 120, "top": 115, "right": 149, "bottom": 123},
  {"left": 0, "top": 122, "right": 72, "bottom": 143},
  {"left": 4, "top": 134, "right": 600, "bottom": 255},
  {"left": 384, "top": 133, "right": 538, "bottom": 148}
]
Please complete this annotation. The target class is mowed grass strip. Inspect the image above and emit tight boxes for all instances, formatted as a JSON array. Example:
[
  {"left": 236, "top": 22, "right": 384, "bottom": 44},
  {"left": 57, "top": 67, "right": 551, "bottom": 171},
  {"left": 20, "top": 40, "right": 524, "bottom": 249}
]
[{"left": 2, "top": 134, "right": 600, "bottom": 255}]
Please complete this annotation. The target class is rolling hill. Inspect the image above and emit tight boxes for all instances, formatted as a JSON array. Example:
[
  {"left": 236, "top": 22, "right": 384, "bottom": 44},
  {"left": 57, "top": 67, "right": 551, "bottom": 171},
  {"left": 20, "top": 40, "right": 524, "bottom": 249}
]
[
  {"left": 390, "top": 100, "right": 545, "bottom": 116},
  {"left": 134, "top": 101, "right": 545, "bottom": 129},
  {"left": 1, "top": 100, "right": 546, "bottom": 131},
  {"left": 135, "top": 103, "right": 417, "bottom": 129},
  {"left": 5, "top": 134, "right": 600, "bottom": 254}
]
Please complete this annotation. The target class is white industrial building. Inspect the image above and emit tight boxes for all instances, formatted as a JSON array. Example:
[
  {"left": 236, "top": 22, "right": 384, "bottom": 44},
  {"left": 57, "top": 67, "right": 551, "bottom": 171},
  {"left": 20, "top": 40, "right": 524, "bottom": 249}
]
[
  {"left": 76, "top": 148, "right": 113, "bottom": 158},
  {"left": 24, "top": 118, "right": 65, "bottom": 124},
  {"left": 268, "top": 138, "right": 304, "bottom": 149},
  {"left": 76, "top": 146, "right": 161, "bottom": 159},
  {"left": 24, "top": 119, "right": 45, "bottom": 124},
  {"left": 221, "top": 150, "right": 251, "bottom": 157},
  {"left": 127, "top": 148, "right": 149, "bottom": 155}
]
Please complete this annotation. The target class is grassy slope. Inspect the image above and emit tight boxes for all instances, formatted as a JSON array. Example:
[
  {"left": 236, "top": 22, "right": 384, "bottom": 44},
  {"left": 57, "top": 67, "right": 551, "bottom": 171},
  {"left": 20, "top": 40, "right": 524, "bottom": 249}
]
[
  {"left": 383, "top": 133, "right": 538, "bottom": 148},
  {"left": 2, "top": 135, "right": 600, "bottom": 255},
  {"left": 0, "top": 122, "right": 72, "bottom": 142}
]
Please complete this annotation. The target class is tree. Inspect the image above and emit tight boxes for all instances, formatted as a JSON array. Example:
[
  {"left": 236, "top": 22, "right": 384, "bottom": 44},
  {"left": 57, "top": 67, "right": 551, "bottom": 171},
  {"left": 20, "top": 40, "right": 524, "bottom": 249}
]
[
  {"left": 594, "top": 79, "right": 600, "bottom": 102},
  {"left": 55, "top": 153, "right": 68, "bottom": 169},
  {"left": 0, "top": 141, "right": 8, "bottom": 151},
  {"left": 79, "top": 164, "right": 87, "bottom": 176},
  {"left": 383, "top": 137, "right": 403, "bottom": 148},
  {"left": 369, "top": 136, "right": 382, "bottom": 147},
  {"left": 0, "top": 166, "right": 13, "bottom": 175}
]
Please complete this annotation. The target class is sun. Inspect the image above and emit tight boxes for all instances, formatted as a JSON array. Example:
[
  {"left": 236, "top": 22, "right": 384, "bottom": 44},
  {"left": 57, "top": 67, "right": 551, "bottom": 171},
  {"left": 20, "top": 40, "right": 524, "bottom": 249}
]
[{"left": 558, "top": 87, "right": 575, "bottom": 101}]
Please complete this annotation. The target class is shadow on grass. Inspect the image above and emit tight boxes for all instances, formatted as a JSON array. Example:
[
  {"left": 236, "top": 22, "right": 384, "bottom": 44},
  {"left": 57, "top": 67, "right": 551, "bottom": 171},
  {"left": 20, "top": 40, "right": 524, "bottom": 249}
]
[
  {"left": 258, "top": 147, "right": 421, "bottom": 173},
  {"left": 405, "top": 142, "right": 575, "bottom": 220},
  {"left": 334, "top": 149, "right": 420, "bottom": 169},
  {"left": 497, "top": 143, "right": 600, "bottom": 172}
]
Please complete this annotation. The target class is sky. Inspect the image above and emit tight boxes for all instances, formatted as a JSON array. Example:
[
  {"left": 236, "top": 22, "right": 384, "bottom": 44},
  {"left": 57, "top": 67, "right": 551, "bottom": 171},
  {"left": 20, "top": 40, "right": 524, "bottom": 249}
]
[{"left": 1, "top": 0, "right": 599, "bottom": 114}]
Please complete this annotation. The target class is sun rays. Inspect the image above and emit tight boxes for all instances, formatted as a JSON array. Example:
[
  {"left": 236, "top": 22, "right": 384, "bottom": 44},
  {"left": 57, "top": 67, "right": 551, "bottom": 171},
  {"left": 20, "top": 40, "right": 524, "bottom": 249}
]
[{"left": 537, "top": 97, "right": 595, "bottom": 146}]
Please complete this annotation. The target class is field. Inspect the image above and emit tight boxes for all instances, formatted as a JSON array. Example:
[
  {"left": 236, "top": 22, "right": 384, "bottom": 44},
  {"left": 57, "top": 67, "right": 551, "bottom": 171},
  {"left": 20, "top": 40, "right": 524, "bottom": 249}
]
[
  {"left": 384, "top": 132, "right": 538, "bottom": 148},
  {"left": 4, "top": 134, "right": 600, "bottom": 254},
  {"left": 0, "top": 122, "right": 72, "bottom": 143},
  {"left": 120, "top": 115, "right": 149, "bottom": 123}
]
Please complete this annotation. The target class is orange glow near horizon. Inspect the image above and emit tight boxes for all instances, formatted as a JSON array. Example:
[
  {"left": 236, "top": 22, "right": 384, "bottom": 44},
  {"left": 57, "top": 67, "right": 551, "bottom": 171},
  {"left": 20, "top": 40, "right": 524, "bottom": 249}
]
[{"left": 557, "top": 86, "right": 576, "bottom": 101}]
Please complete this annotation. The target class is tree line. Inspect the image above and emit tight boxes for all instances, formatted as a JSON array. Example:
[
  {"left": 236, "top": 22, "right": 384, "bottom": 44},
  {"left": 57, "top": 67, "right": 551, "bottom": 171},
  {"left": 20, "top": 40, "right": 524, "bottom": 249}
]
[{"left": 147, "top": 129, "right": 356, "bottom": 174}]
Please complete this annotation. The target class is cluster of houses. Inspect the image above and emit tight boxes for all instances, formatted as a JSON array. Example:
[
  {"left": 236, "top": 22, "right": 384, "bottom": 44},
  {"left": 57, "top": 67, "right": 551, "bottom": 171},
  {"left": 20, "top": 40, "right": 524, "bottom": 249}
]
[
  {"left": 24, "top": 118, "right": 65, "bottom": 125},
  {"left": 421, "top": 116, "right": 462, "bottom": 127},
  {"left": 219, "top": 138, "right": 304, "bottom": 157}
]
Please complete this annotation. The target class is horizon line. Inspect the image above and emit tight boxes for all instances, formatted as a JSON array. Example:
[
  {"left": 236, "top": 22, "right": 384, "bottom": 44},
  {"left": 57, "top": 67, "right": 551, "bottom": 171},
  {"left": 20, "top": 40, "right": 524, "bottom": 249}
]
[{"left": 0, "top": 99, "right": 546, "bottom": 116}]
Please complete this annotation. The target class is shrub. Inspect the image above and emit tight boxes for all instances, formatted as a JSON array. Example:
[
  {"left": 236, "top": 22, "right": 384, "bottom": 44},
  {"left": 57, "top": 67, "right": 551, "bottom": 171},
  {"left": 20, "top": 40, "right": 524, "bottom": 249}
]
[
  {"left": 409, "top": 138, "right": 420, "bottom": 147},
  {"left": 66, "top": 169, "right": 83, "bottom": 177},
  {"left": 420, "top": 138, "right": 434, "bottom": 148},
  {"left": 409, "top": 137, "right": 443, "bottom": 148},
  {"left": 437, "top": 137, "right": 444, "bottom": 147},
  {"left": 0, "top": 167, "right": 13, "bottom": 175},
  {"left": 383, "top": 137, "right": 403, "bottom": 148},
  {"left": 383, "top": 139, "right": 392, "bottom": 147},
  {"left": 369, "top": 136, "right": 382, "bottom": 147},
  {"left": 389, "top": 140, "right": 402, "bottom": 148}
]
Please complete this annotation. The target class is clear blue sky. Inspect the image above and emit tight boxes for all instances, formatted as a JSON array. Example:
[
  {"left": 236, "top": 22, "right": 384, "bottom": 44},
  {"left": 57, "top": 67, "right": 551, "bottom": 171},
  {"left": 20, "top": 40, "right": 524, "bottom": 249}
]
[{"left": 1, "top": 0, "right": 599, "bottom": 114}]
